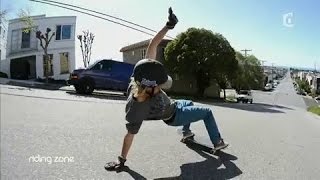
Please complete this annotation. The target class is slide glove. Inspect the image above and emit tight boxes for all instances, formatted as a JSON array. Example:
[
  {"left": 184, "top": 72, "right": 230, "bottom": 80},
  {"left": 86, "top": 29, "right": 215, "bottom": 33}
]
[
  {"left": 104, "top": 156, "right": 127, "bottom": 171},
  {"left": 166, "top": 7, "right": 178, "bottom": 29}
]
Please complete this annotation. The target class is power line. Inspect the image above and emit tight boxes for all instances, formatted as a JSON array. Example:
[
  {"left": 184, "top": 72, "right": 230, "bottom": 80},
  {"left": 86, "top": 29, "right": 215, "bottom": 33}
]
[
  {"left": 37, "top": 0, "right": 162, "bottom": 36},
  {"left": 29, "top": 0, "right": 174, "bottom": 39}
]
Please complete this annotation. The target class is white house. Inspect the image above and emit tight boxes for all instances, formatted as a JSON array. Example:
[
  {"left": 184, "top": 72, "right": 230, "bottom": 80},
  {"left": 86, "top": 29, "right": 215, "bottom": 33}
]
[
  {"left": 4, "top": 15, "right": 76, "bottom": 80},
  {"left": 297, "top": 71, "right": 308, "bottom": 81},
  {"left": 311, "top": 76, "right": 320, "bottom": 93},
  {"left": 306, "top": 73, "right": 314, "bottom": 86},
  {"left": 0, "top": 18, "right": 7, "bottom": 61}
]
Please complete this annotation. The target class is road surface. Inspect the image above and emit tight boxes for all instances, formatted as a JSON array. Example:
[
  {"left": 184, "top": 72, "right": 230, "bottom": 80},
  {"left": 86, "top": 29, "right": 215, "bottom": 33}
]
[{"left": 1, "top": 75, "right": 320, "bottom": 179}]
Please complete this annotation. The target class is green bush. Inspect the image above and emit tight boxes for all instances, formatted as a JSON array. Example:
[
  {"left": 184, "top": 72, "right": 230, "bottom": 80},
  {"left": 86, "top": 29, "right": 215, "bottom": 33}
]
[
  {"left": 296, "top": 79, "right": 311, "bottom": 93},
  {"left": 0, "top": 72, "right": 8, "bottom": 78}
]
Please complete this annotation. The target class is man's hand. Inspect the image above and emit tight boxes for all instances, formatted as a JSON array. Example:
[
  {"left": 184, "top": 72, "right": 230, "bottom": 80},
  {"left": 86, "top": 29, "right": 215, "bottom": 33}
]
[
  {"left": 105, "top": 156, "right": 127, "bottom": 171},
  {"left": 166, "top": 7, "right": 178, "bottom": 29}
]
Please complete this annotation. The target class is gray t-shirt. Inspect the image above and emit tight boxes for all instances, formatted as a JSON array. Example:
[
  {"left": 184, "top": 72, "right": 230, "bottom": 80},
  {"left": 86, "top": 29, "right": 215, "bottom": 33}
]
[{"left": 125, "top": 90, "right": 176, "bottom": 134}]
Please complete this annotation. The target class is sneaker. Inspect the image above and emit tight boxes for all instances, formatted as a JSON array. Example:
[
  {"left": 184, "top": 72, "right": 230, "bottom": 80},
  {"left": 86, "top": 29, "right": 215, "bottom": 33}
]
[
  {"left": 214, "top": 139, "right": 229, "bottom": 150},
  {"left": 182, "top": 131, "right": 195, "bottom": 140}
]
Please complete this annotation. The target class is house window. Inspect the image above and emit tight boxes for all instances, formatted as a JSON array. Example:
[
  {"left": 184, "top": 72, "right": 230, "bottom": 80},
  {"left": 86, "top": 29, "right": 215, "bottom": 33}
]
[
  {"left": 60, "top": 52, "right": 69, "bottom": 74},
  {"left": 43, "top": 54, "right": 54, "bottom": 76},
  {"left": 11, "top": 29, "right": 19, "bottom": 51},
  {"left": 141, "top": 49, "right": 146, "bottom": 59},
  {"left": 56, "top": 25, "right": 72, "bottom": 40},
  {"left": 21, "top": 30, "right": 31, "bottom": 48}
]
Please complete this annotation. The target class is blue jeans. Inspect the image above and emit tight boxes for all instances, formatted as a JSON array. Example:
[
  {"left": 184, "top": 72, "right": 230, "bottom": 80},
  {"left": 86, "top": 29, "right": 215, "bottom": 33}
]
[{"left": 169, "top": 100, "right": 221, "bottom": 144}]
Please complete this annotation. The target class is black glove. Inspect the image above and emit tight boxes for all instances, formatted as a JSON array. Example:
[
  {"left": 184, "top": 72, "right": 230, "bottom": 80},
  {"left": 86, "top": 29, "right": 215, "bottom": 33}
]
[
  {"left": 105, "top": 156, "right": 127, "bottom": 171},
  {"left": 166, "top": 7, "right": 178, "bottom": 29}
]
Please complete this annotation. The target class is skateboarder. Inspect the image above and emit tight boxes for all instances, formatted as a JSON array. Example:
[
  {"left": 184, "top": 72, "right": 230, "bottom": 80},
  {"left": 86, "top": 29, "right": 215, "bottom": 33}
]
[{"left": 105, "top": 7, "right": 228, "bottom": 170}]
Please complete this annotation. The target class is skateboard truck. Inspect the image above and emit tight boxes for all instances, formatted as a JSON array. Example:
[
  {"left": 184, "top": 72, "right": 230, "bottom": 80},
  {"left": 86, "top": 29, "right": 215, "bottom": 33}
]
[{"left": 180, "top": 135, "right": 226, "bottom": 154}]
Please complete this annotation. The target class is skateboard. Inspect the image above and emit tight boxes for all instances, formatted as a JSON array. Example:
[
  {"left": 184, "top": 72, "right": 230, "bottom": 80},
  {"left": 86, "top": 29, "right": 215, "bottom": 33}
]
[{"left": 181, "top": 135, "right": 226, "bottom": 154}]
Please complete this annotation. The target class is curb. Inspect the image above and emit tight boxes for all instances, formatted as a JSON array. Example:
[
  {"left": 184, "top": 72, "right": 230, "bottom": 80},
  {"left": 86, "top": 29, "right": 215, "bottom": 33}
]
[{"left": 6, "top": 81, "right": 66, "bottom": 90}]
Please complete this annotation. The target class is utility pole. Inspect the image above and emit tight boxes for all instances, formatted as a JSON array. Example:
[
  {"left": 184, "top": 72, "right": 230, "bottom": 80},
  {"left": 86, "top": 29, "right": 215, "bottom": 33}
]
[
  {"left": 260, "top": 60, "right": 267, "bottom": 86},
  {"left": 271, "top": 63, "right": 275, "bottom": 82},
  {"left": 241, "top": 49, "right": 252, "bottom": 57},
  {"left": 260, "top": 60, "right": 267, "bottom": 67}
]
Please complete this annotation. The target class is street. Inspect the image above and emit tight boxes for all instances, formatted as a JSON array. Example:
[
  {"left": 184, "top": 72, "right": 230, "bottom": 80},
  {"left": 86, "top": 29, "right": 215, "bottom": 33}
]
[{"left": 1, "top": 74, "right": 320, "bottom": 180}]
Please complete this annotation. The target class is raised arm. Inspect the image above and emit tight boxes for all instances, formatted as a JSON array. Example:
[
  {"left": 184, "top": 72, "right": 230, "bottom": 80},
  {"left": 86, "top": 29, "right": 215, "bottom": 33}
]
[
  {"left": 145, "top": 7, "right": 178, "bottom": 60},
  {"left": 145, "top": 27, "right": 169, "bottom": 60}
]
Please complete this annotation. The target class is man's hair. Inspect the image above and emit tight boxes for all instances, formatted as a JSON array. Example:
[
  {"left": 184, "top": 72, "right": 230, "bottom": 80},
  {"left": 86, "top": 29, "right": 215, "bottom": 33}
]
[{"left": 129, "top": 77, "right": 149, "bottom": 95}]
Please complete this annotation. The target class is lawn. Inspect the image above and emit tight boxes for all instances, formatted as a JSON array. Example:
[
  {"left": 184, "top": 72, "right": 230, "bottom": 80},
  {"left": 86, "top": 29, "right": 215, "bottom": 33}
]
[{"left": 307, "top": 106, "right": 320, "bottom": 116}]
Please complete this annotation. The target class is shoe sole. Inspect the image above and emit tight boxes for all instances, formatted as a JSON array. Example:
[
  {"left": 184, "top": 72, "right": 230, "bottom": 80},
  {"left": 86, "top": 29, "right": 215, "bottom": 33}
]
[
  {"left": 214, "top": 144, "right": 229, "bottom": 151},
  {"left": 181, "top": 134, "right": 195, "bottom": 142}
]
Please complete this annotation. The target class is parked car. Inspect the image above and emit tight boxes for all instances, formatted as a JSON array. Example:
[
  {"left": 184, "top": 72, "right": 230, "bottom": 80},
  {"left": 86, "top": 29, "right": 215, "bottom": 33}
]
[
  {"left": 264, "top": 83, "right": 273, "bottom": 91},
  {"left": 67, "top": 59, "right": 134, "bottom": 95},
  {"left": 236, "top": 90, "right": 253, "bottom": 104},
  {"left": 272, "top": 82, "right": 278, "bottom": 88}
]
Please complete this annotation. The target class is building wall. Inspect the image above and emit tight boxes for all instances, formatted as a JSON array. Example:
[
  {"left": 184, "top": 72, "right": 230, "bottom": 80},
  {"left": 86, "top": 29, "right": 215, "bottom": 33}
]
[
  {"left": 306, "top": 74, "right": 313, "bottom": 86},
  {"left": 169, "top": 76, "right": 219, "bottom": 97},
  {"left": 0, "top": 19, "right": 9, "bottom": 76},
  {"left": 123, "top": 45, "right": 167, "bottom": 65},
  {"left": 6, "top": 15, "right": 76, "bottom": 80},
  {"left": 123, "top": 47, "right": 146, "bottom": 64},
  {"left": 0, "top": 20, "right": 7, "bottom": 61},
  {"left": 0, "top": 59, "right": 10, "bottom": 77}
]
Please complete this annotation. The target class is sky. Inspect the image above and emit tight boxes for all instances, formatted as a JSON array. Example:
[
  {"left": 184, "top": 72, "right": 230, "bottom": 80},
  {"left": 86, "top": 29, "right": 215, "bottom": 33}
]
[{"left": 1, "top": 0, "right": 320, "bottom": 69}]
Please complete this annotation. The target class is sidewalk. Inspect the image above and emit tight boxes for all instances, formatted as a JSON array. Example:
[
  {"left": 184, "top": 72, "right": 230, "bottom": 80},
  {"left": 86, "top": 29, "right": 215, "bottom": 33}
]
[
  {"left": 0, "top": 78, "right": 124, "bottom": 95},
  {"left": 0, "top": 78, "right": 73, "bottom": 91}
]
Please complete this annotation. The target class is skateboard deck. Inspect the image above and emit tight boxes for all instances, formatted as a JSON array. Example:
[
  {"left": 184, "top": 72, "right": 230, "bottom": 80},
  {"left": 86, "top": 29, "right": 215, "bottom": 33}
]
[{"left": 181, "top": 135, "right": 224, "bottom": 154}]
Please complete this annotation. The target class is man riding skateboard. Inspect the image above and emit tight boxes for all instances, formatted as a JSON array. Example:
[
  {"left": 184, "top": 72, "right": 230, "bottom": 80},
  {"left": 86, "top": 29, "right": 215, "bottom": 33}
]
[{"left": 105, "top": 7, "right": 228, "bottom": 171}]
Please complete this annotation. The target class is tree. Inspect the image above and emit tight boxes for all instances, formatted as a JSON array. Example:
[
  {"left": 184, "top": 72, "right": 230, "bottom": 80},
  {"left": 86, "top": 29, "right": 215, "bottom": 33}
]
[
  {"left": 164, "top": 28, "right": 237, "bottom": 97},
  {"left": 18, "top": 9, "right": 35, "bottom": 33},
  {"left": 296, "top": 79, "right": 311, "bottom": 93},
  {"left": 36, "top": 29, "right": 55, "bottom": 83},
  {"left": 231, "top": 52, "right": 264, "bottom": 91},
  {"left": 0, "top": 10, "right": 8, "bottom": 21},
  {"left": 19, "top": 9, "right": 55, "bottom": 83},
  {"left": 77, "top": 30, "right": 94, "bottom": 68}
]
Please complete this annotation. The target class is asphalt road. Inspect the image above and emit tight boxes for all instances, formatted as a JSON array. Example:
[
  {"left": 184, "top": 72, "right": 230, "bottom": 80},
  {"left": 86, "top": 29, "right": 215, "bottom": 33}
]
[
  {"left": 253, "top": 73, "right": 307, "bottom": 110},
  {"left": 1, "top": 76, "right": 320, "bottom": 179}
]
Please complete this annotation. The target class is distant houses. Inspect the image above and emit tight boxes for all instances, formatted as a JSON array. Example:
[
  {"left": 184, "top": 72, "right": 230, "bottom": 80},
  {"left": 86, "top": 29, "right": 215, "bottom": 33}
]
[
  {"left": 0, "top": 15, "right": 77, "bottom": 80},
  {"left": 292, "top": 70, "right": 320, "bottom": 94}
]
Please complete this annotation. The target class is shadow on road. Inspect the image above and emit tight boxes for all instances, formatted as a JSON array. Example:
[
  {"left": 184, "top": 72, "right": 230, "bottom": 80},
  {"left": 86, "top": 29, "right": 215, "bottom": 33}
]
[
  {"left": 114, "top": 166, "right": 147, "bottom": 180},
  {"left": 154, "top": 145, "right": 242, "bottom": 180},
  {"left": 111, "top": 143, "right": 242, "bottom": 180},
  {"left": 204, "top": 102, "right": 293, "bottom": 113},
  {"left": 66, "top": 91, "right": 127, "bottom": 101}
]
